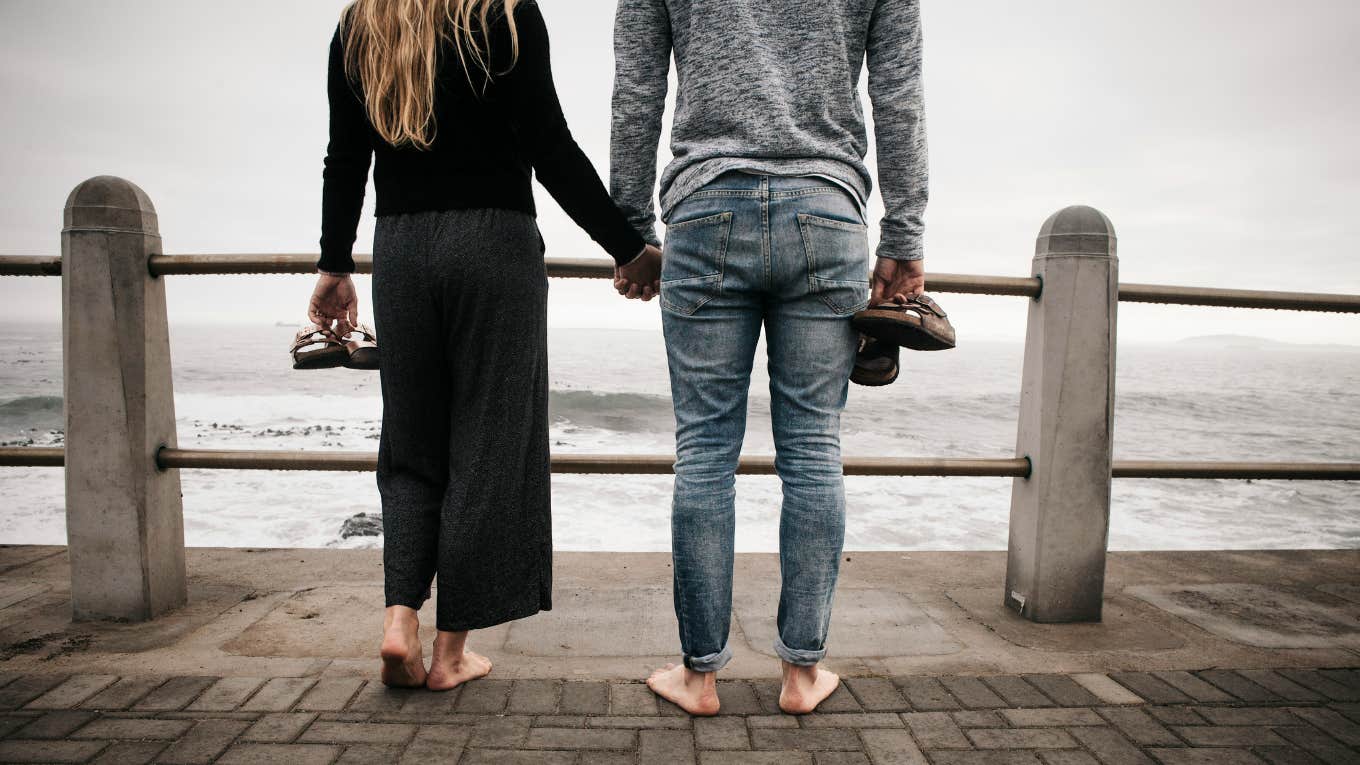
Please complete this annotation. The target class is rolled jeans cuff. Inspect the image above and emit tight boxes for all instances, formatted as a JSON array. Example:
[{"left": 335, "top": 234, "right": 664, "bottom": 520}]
[
  {"left": 774, "top": 635, "right": 826, "bottom": 666},
  {"left": 683, "top": 645, "right": 733, "bottom": 673}
]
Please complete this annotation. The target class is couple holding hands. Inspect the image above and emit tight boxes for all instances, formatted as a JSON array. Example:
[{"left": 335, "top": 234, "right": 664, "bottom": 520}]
[{"left": 307, "top": 0, "right": 931, "bottom": 715}]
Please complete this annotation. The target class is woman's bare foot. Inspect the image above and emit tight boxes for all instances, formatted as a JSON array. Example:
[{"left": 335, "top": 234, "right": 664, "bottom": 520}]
[
  {"left": 425, "top": 629, "right": 493, "bottom": 692},
  {"left": 778, "top": 661, "right": 840, "bottom": 714},
  {"left": 379, "top": 606, "right": 426, "bottom": 688},
  {"left": 646, "top": 663, "right": 720, "bottom": 716}
]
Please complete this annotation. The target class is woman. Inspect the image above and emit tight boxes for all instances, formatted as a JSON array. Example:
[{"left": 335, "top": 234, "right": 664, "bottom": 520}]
[{"left": 308, "top": 0, "right": 662, "bottom": 690}]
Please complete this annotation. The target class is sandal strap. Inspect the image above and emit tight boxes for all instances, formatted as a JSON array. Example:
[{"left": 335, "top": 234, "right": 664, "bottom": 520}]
[{"left": 290, "top": 325, "right": 340, "bottom": 353}]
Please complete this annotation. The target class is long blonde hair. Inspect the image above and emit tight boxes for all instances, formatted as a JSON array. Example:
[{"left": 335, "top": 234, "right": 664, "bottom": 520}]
[{"left": 341, "top": 0, "right": 522, "bottom": 150}]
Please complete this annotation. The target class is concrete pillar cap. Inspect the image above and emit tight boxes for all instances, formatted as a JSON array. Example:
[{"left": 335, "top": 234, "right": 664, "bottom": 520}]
[
  {"left": 1036, "top": 205, "right": 1116, "bottom": 258},
  {"left": 63, "top": 176, "right": 158, "bottom": 235}
]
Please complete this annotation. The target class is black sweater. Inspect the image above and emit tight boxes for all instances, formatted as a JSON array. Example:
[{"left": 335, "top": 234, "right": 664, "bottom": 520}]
[{"left": 318, "top": 1, "right": 645, "bottom": 273}]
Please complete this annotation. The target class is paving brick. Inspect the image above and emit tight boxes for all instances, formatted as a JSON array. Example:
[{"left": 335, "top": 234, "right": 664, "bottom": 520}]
[
  {"left": 747, "top": 715, "right": 798, "bottom": 728},
  {"left": 1069, "top": 675, "right": 1144, "bottom": 706},
  {"left": 1038, "top": 753, "right": 1100, "bottom": 765},
  {"left": 1274, "top": 725, "right": 1356, "bottom": 764},
  {"left": 25, "top": 674, "right": 118, "bottom": 710},
  {"left": 926, "top": 752, "right": 1043, "bottom": 765},
  {"left": 814, "top": 753, "right": 871, "bottom": 765},
  {"left": 1252, "top": 745, "right": 1329, "bottom": 765},
  {"left": 588, "top": 754, "right": 639, "bottom": 765},
  {"left": 954, "top": 711, "right": 1007, "bottom": 728},
  {"left": 467, "top": 716, "right": 531, "bottom": 748},
  {"left": 186, "top": 677, "right": 267, "bottom": 712},
  {"left": 1317, "top": 669, "right": 1360, "bottom": 694},
  {"left": 1172, "top": 726, "right": 1287, "bottom": 747},
  {"left": 0, "top": 739, "right": 110, "bottom": 763},
  {"left": 641, "top": 729, "right": 696, "bottom": 764},
  {"left": 0, "top": 675, "right": 69, "bottom": 710},
  {"left": 752, "top": 680, "right": 785, "bottom": 714},
  {"left": 1002, "top": 708, "right": 1104, "bottom": 727},
  {"left": 89, "top": 741, "right": 169, "bottom": 764},
  {"left": 984, "top": 676, "right": 1056, "bottom": 708},
  {"left": 895, "top": 676, "right": 961, "bottom": 711},
  {"left": 508, "top": 679, "right": 560, "bottom": 714},
  {"left": 400, "top": 725, "right": 470, "bottom": 763},
  {"left": 1287, "top": 707, "right": 1360, "bottom": 746},
  {"left": 215, "top": 743, "right": 343, "bottom": 765},
  {"left": 941, "top": 677, "right": 1008, "bottom": 709},
  {"left": 1025, "top": 676, "right": 1102, "bottom": 708},
  {"left": 11, "top": 709, "right": 98, "bottom": 739},
  {"left": 130, "top": 676, "right": 216, "bottom": 712},
  {"left": 461, "top": 750, "right": 577, "bottom": 764},
  {"left": 697, "top": 716, "right": 750, "bottom": 749},
  {"left": 717, "top": 681, "right": 764, "bottom": 715},
  {"left": 156, "top": 718, "right": 252, "bottom": 764},
  {"left": 346, "top": 681, "right": 415, "bottom": 712},
  {"left": 317, "top": 711, "right": 373, "bottom": 722},
  {"left": 71, "top": 717, "right": 194, "bottom": 740},
  {"left": 812, "top": 684, "right": 863, "bottom": 713},
  {"left": 1095, "top": 708, "right": 1181, "bottom": 746},
  {"left": 1107, "top": 674, "right": 1192, "bottom": 705},
  {"left": 967, "top": 729, "right": 1078, "bottom": 750},
  {"left": 334, "top": 744, "right": 406, "bottom": 764},
  {"left": 0, "top": 715, "right": 33, "bottom": 738},
  {"left": 1195, "top": 707, "right": 1300, "bottom": 726},
  {"left": 902, "top": 712, "right": 970, "bottom": 749},
  {"left": 559, "top": 681, "right": 609, "bottom": 714},
  {"left": 241, "top": 712, "right": 318, "bottom": 743},
  {"left": 612, "top": 682, "right": 659, "bottom": 715},
  {"left": 845, "top": 678, "right": 908, "bottom": 711},
  {"left": 241, "top": 677, "right": 318, "bottom": 712},
  {"left": 1237, "top": 670, "right": 1327, "bottom": 702},
  {"left": 294, "top": 677, "right": 364, "bottom": 712},
  {"left": 524, "top": 727, "right": 635, "bottom": 750},
  {"left": 80, "top": 676, "right": 167, "bottom": 710},
  {"left": 456, "top": 679, "right": 512, "bottom": 713},
  {"left": 532, "top": 714, "right": 587, "bottom": 727},
  {"left": 396, "top": 686, "right": 461, "bottom": 715},
  {"left": 699, "top": 753, "right": 814, "bottom": 765},
  {"left": 1195, "top": 671, "right": 1279, "bottom": 703},
  {"left": 1276, "top": 670, "right": 1360, "bottom": 702},
  {"left": 1144, "top": 707, "right": 1206, "bottom": 727},
  {"left": 802, "top": 713, "right": 903, "bottom": 728},
  {"left": 590, "top": 714, "right": 690, "bottom": 729},
  {"left": 1144, "top": 749, "right": 1265, "bottom": 764},
  {"left": 298, "top": 720, "right": 417, "bottom": 745},
  {"left": 750, "top": 728, "right": 862, "bottom": 751},
  {"left": 1149, "top": 672, "right": 1235, "bottom": 703},
  {"left": 1068, "top": 726, "right": 1155, "bottom": 765}
]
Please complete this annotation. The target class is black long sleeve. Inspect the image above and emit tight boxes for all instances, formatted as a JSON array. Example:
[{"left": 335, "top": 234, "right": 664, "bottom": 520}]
[{"left": 317, "top": 2, "right": 645, "bottom": 273}]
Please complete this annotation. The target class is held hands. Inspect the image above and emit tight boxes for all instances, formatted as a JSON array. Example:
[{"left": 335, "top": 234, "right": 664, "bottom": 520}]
[
  {"left": 614, "top": 244, "right": 663, "bottom": 301},
  {"left": 308, "top": 272, "right": 359, "bottom": 337},
  {"left": 870, "top": 256, "right": 926, "bottom": 305}
]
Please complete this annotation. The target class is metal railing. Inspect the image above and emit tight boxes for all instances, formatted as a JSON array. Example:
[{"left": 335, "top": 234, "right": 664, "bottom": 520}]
[{"left": 2, "top": 175, "right": 1357, "bottom": 624}]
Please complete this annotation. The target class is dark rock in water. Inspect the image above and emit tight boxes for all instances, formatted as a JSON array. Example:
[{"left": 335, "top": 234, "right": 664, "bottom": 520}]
[{"left": 340, "top": 512, "right": 382, "bottom": 538}]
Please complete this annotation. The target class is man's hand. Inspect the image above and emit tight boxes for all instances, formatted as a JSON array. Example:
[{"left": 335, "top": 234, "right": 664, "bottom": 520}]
[
  {"left": 870, "top": 257, "right": 926, "bottom": 305},
  {"left": 308, "top": 272, "right": 359, "bottom": 336},
  {"left": 614, "top": 244, "right": 663, "bottom": 301}
]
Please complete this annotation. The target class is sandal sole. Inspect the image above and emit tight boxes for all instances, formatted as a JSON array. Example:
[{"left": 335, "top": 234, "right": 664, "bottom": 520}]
[{"left": 852, "top": 311, "right": 956, "bottom": 351}]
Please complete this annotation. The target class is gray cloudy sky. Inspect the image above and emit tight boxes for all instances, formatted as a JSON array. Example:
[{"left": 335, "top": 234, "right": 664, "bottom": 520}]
[{"left": 1, "top": 0, "right": 1357, "bottom": 343}]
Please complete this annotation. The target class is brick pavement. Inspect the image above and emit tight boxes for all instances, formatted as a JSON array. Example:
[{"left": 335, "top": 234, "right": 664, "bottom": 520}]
[{"left": 1, "top": 668, "right": 1358, "bottom": 763}]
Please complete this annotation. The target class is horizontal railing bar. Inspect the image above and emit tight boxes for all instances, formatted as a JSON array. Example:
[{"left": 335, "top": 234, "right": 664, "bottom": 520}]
[
  {"left": 5, "top": 447, "right": 1359, "bottom": 480},
  {"left": 5, "top": 254, "right": 1359, "bottom": 312}
]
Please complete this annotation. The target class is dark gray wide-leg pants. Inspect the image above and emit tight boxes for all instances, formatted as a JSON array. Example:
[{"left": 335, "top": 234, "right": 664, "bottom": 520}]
[{"left": 372, "top": 208, "right": 552, "bottom": 632}]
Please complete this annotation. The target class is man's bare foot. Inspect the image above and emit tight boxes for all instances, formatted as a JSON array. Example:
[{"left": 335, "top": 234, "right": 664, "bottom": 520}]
[
  {"left": 379, "top": 606, "right": 426, "bottom": 688},
  {"left": 646, "top": 663, "right": 720, "bottom": 716},
  {"left": 425, "top": 629, "right": 493, "bottom": 692},
  {"left": 779, "top": 661, "right": 840, "bottom": 714}
]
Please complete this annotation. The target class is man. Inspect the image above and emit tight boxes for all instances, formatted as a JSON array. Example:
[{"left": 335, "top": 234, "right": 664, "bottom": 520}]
[{"left": 610, "top": 0, "right": 928, "bottom": 715}]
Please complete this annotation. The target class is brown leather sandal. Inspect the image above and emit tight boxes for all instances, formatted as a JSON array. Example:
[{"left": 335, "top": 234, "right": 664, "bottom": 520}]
[
  {"left": 290, "top": 324, "right": 348, "bottom": 370},
  {"left": 852, "top": 294, "right": 956, "bottom": 351},
  {"left": 851, "top": 334, "right": 900, "bottom": 387},
  {"left": 342, "top": 324, "right": 380, "bottom": 370}
]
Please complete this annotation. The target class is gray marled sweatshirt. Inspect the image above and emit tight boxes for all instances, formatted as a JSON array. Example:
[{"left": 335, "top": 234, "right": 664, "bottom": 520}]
[{"left": 610, "top": 0, "right": 928, "bottom": 261}]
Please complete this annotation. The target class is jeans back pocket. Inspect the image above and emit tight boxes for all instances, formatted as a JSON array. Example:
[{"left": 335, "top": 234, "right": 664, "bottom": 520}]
[
  {"left": 797, "top": 213, "right": 871, "bottom": 315},
  {"left": 661, "top": 211, "right": 733, "bottom": 315}
]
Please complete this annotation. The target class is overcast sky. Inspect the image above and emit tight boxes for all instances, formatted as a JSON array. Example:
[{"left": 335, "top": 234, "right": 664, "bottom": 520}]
[{"left": 1, "top": 0, "right": 1357, "bottom": 343}]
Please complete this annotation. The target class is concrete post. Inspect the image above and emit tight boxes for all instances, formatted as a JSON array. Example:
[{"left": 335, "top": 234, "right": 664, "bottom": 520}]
[
  {"left": 62, "top": 176, "right": 186, "bottom": 621},
  {"left": 1004, "top": 206, "right": 1118, "bottom": 623}
]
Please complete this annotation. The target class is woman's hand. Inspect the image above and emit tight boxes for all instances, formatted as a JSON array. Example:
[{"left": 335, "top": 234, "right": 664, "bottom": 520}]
[
  {"left": 614, "top": 244, "right": 663, "bottom": 301},
  {"left": 308, "top": 272, "right": 359, "bottom": 336}
]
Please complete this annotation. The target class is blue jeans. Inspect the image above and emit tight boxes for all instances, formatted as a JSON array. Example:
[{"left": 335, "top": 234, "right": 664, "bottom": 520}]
[{"left": 660, "top": 171, "right": 869, "bottom": 672}]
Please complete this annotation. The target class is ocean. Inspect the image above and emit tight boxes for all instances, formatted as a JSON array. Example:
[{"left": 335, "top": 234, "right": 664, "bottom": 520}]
[{"left": 1, "top": 322, "right": 1357, "bottom": 551}]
